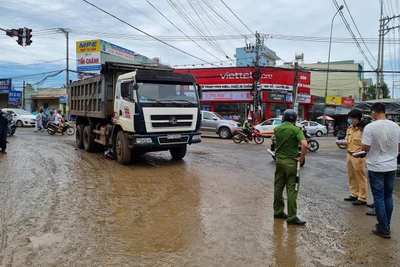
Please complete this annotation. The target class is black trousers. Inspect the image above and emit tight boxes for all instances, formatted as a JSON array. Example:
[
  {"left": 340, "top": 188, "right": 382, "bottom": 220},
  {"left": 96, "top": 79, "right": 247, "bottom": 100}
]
[{"left": 0, "top": 130, "right": 6, "bottom": 152}]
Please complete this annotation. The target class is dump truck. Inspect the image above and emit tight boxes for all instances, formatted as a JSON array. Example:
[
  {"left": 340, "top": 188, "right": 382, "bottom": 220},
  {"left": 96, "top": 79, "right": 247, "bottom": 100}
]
[{"left": 69, "top": 62, "right": 202, "bottom": 164}]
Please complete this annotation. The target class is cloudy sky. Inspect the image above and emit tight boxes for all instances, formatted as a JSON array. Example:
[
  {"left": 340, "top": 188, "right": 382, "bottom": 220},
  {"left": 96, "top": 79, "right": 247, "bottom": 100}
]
[{"left": 0, "top": 0, "right": 398, "bottom": 93}]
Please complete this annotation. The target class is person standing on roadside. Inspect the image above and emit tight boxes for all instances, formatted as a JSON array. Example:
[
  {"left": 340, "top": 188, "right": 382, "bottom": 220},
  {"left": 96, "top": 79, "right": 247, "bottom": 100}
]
[
  {"left": 343, "top": 110, "right": 368, "bottom": 206},
  {"left": 362, "top": 103, "right": 400, "bottom": 239},
  {"left": 273, "top": 109, "right": 308, "bottom": 225},
  {"left": 0, "top": 111, "right": 8, "bottom": 154}
]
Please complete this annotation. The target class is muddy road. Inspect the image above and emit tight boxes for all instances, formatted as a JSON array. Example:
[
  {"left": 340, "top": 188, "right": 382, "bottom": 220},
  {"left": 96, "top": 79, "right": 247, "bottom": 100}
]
[{"left": 0, "top": 128, "right": 399, "bottom": 267}]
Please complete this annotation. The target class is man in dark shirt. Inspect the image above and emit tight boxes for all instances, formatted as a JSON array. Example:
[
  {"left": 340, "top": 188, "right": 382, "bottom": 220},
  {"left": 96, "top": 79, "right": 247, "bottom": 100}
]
[{"left": 0, "top": 111, "right": 8, "bottom": 154}]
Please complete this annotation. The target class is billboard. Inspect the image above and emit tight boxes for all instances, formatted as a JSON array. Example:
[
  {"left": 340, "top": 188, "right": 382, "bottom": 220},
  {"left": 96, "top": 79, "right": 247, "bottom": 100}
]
[
  {"left": 76, "top": 39, "right": 101, "bottom": 54},
  {"left": 0, "top": 78, "right": 12, "bottom": 93},
  {"left": 326, "top": 96, "right": 355, "bottom": 107},
  {"left": 174, "top": 67, "right": 311, "bottom": 93},
  {"left": 8, "top": 90, "right": 22, "bottom": 105},
  {"left": 100, "top": 40, "right": 135, "bottom": 61}
]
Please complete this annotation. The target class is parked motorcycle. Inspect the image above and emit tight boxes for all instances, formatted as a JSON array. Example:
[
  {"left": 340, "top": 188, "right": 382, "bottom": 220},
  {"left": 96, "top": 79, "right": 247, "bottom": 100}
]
[
  {"left": 47, "top": 121, "right": 75, "bottom": 136},
  {"left": 232, "top": 128, "right": 264, "bottom": 144},
  {"left": 267, "top": 135, "right": 306, "bottom": 167}
]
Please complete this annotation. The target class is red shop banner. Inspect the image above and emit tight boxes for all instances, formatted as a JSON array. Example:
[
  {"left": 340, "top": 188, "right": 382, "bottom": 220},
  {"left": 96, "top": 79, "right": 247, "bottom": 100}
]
[
  {"left": 175, "top": 67, "right": 311, "bottom": 93},
  {"left": 341, "top": 97, "right": 355, "bottom": 107}
]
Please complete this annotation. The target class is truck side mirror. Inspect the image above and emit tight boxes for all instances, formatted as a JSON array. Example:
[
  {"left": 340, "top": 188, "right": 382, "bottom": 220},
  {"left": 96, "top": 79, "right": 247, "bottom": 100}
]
[
  {"left": 132, "top": 83, "right": 139, "bottom": 90},
  {"left": 197, "top": 84, "right": 202, "bottom": 99}
]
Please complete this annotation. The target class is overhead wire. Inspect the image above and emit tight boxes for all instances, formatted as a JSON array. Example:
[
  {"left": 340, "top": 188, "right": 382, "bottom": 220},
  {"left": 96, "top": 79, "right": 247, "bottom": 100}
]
[
  {"left": 145, "top": 0, "right": 223, "bottom": 61},
  {"left": 220, "top": 0, "right": 253, "bottom": 35},
  {"left": 332, "top": 0, "right": 375, "bottom": 70},
  {"left": 82, "top": 0, "right": 212, "bottom": 64},
  {"left": 343, "top": 0, "right": 377, "bottom": 63}
]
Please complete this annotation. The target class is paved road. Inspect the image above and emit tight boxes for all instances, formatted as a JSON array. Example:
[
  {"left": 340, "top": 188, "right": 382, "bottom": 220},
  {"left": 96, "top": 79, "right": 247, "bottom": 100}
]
[{"left": 0, "top": 128, "right": 399, "bottom": 266}]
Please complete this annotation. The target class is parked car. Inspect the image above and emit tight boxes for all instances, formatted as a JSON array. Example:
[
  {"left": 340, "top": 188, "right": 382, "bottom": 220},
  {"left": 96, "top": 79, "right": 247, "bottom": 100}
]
[
  {"left": 255, "top": 118, "right": 282, "bottom": 136},
  {"left": 0, "top": 108, "right": 36, "bottom": 127},
  {"left": 200, "top": 111, "right": 242, "bottom": 139},
  {"left": 297, "top": 121, "right": 327, "bottom": 137}
]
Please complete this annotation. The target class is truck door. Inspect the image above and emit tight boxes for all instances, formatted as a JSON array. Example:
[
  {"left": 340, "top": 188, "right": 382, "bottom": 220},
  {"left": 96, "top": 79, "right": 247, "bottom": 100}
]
[{"left": 114, "top": 81, "right": 135, "bottom": 132}]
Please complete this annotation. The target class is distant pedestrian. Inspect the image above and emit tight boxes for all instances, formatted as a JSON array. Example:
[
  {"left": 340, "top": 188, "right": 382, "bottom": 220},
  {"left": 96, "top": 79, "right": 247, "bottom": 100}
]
[
  {"left": 362, "top": 103, "right": 400, "bottom": 239},
  {"left": 34, "top": 108, "right": 44, "bottom": 132},
  {"left": 343, "top": 110, "right": 368, "bottom": 205},
  {"left": 0, "top": 111, "right": 8, "bottom": 154},
  {"left": 273, "top": 109, "right": 308, "bottom": 225}
]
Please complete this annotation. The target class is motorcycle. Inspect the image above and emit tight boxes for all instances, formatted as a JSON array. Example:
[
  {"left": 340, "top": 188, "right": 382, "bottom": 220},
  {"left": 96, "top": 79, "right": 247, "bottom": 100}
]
[
  {"left": 232, "top": 128, "right": 264, "bottom": 144},
  {"left": 267, "top": 135, "right": 306, "bottom": 167},
  {"left": 7, "top": 120, "right": 16, "bottom": 136},
  {"left": 335, "top": 130, "right": 347, "bottom": 149},
  {"left": 302, "top": 126, "right": 319, "bottom": 152},
  {"left": 42, "top": 115, "right": 50, "bottom": 129},
  {"left": 47, "top": 121, "right": 75, "bottom": 136}
]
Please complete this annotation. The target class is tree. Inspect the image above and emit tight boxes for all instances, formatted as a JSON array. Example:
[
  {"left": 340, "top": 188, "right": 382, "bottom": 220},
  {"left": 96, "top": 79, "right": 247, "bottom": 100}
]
[{"left": 366, "top": 82, "right": 390, "bottom": 100}]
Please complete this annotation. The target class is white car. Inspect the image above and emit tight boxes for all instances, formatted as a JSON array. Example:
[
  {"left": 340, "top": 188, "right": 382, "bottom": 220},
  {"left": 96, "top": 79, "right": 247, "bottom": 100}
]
[
  {"left": 298, "top": 121, "right": 327, "bottom": 137},
  {"left": 255, "top": 118, "right": 282, "bottom": 136},
  {"left": 1, "top": 108, "right": 36, "bottom": 127}
]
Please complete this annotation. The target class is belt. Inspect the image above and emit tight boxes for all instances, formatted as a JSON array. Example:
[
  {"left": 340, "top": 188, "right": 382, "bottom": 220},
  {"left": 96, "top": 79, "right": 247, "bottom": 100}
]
[{"left": 348, "top": 151, "right": 366, "bottom": 158}]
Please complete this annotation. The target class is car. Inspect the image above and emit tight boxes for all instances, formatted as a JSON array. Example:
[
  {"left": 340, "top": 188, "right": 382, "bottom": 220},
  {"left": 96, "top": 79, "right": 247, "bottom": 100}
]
[
  {"left": 297, "top": 121, "right": 327, "bottom": 137},
  {"left": 1, "top": 108, "right": 36, "bottom": 127},
  {"left": 200, "top": 111, "right": 242, "bottom": 139},
  {"left": 255, "top": 118, "right": 282, "bottom": 136}
]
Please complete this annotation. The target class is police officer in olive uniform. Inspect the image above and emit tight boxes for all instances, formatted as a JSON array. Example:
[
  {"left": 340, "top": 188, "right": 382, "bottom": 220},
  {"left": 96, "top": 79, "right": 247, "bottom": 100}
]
[{"left": 273, "top": 109, "right": 308, "bottom": 225}]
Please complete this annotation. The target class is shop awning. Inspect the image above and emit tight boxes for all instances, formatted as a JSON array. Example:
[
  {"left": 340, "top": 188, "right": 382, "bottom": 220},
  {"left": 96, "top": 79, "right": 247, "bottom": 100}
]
[{"left": 353, "top": 99, "right": 400, "bottom": 114}]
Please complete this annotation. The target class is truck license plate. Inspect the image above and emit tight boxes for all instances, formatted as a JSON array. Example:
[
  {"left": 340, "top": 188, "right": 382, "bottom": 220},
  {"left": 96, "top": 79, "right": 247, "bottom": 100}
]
[{"left": 167, "top": 134, "right": 181, "bottom": 139}]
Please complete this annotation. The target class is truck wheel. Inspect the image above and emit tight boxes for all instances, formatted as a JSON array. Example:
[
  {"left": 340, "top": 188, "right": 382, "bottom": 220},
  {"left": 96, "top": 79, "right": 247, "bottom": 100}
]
[
  {"left": 170, "top": 145, "right": 187, "bottom": 160},
  {"left": 116, "top": 131, "right": 131, "bottom": 165},
  {"left": 76, "top": 124, "right": 85, "bottom": 149},
  {"left": 218, "top": 127, "right": 231, "bottom": 139},
  {"left": 83, "top": 125, "right": 94, "bottom": 152}
]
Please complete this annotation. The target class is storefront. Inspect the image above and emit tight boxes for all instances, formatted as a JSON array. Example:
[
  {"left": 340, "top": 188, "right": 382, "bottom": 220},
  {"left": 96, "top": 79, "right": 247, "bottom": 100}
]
[{"left": 175, "top": 67, "right": 312, "bottom": 122}]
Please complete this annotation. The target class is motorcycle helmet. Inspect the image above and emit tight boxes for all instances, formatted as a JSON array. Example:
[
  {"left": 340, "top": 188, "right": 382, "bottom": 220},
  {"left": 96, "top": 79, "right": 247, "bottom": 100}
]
[{"left": 283, "top": 109, "right": 297, "bottom": 123}]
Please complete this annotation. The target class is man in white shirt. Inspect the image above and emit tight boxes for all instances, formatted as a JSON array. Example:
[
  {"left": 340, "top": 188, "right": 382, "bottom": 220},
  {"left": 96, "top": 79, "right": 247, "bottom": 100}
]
[{"left": 362, "top": 103, "right": 400, "bottom": 239}]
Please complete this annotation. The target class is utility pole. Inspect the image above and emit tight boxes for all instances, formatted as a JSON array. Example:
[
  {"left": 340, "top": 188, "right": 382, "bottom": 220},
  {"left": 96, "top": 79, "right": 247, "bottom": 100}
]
[
  {"left": 251, "top": 31, "right": 263, "bottom": 123},
  {"left": 376, "top": 0, "right": 383, "bottom": 99},
  {"left": 57, "top": 28, "right": 70, "bottom": 118},
  {"left": 376, "top": 9, "right": 400, "bottom": 99},
  {"left": 22, "top": 81, "right": 25, "bottom": 109},
  {"left": 292, "top": 61, "right": 299, "bottom": 112}
]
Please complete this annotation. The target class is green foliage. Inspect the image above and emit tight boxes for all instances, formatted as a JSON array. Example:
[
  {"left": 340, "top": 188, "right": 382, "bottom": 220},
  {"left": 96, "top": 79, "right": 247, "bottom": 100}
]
[{"left": 366, "top": 82, "right": 390, "bottom": 100}]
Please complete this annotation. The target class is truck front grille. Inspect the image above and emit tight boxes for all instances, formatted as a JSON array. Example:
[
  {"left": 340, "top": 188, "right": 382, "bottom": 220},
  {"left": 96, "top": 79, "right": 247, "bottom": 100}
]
[
  {"left": 158, "top": 136, "right": 189, "bottom": 144},
  {"left": 151, "top": 115, "right": 193, "bottom": 120},
  {"left": 152, "top": 122, "right": 192, "bottom": 128}
]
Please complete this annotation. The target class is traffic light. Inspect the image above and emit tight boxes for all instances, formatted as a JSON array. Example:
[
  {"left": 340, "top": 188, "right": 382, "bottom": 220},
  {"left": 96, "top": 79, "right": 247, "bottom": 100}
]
[
  {"left": 16, "top": 28, "right": 24, "bottom": 46},
  {"left": 5, "top": 29, "right": 19, "bottom": 37},
  {"left": 246, "top": 104, "right": 250, "bottom": 109},
  {"left": 25, "top": 28, "right": 32, "bottom": 46}
]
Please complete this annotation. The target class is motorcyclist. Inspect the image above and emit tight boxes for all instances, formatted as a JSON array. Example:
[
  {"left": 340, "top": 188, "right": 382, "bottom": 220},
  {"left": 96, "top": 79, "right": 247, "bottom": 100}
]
[{"left": 242, "top": 118, "right": 254, "bottom": 141}]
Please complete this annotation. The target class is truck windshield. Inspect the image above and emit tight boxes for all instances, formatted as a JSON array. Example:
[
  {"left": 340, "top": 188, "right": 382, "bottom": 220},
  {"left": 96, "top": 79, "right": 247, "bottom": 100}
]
[{"left": 136, "top": 83, "right": 199, "bottom": 107}]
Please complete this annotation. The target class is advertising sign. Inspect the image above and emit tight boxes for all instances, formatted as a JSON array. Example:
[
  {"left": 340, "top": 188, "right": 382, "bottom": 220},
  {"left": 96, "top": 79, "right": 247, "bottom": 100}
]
[
  {"left": 297, "top": 93, "right": 311, "bottom": 103},
  {"left": 76, "top": 39, "right": 101, "bottom": 54},
  {"left": 268, "top": 93, "right": 286, "bottom": 101},
  {"left": 59, "top": 95, "right": 68, "bottom": 104},
  {"left": 175, "top": 67, "right": 311, "bottom": 93},
  {"left": 100, "top": 40, "right": 135, "bottom": 61},
  {"left": 326, "top": 96, "right": 342, "bottom": 105},
  {"left": 0, "top": 78, "right": 12, "bottom": 93},
  {"left": 341, "top": 97, "right": 355, "bottom": 107},
  {"left": 202, "top": 91, "right": 253, "bottom": 101},
  {"left": 8, "top": 90, "right": 22, "bottom": 105}
]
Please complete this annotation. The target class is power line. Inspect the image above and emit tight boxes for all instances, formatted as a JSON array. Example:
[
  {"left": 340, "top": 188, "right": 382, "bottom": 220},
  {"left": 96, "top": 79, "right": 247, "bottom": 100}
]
[
  {"left": 343, "top": 0, "right": 377, "bottom": 63},
  {"left": 82, "top": 0, "right": 212, "bottom": 64},
  {"left": 0, "top": 70, "right": 65, "bottom": 80},
  {"left": 220, "top": 0, "right": 253, "bottom": 34},
  {"left": 145, "top": 0, "right": 223, "bottom": 61}
]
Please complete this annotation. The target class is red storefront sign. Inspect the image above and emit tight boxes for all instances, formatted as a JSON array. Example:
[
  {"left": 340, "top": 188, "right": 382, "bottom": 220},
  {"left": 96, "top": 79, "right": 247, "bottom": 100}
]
[
  {"left": 175, "top": 67, "right": 311, "bottom": 93},
  {"left": 202, "top": 91, "right": 252, "bottom": 101},
  {"left": 341, "top": 97, "right": 355, "bottom": 107}
]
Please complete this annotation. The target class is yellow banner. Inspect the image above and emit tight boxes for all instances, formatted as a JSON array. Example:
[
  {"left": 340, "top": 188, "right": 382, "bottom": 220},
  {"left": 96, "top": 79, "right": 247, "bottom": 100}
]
[
  {"left": 326, "top": 96, "right": 342, "bottom": 105},
  {"left": 76, "top": 39, "right": 100, "bottom": 54}
]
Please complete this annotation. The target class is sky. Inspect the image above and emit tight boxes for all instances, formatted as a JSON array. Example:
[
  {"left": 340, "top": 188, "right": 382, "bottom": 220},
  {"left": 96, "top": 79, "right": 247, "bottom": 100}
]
[{"left": 0, "top": 0, "right": 398, "bottom": 96}]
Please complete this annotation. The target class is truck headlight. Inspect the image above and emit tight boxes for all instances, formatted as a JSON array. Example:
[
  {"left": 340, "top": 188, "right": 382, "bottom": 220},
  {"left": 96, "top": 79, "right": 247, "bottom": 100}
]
[
  {"left": 192, "top": 135, "right": 201, "bottom": 141},
  {"left": 135, "top": 138, "right": 153, "bottom": 144}
]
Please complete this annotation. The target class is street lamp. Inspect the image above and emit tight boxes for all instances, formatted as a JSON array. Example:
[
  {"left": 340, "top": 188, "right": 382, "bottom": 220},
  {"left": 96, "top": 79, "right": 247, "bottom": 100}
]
[{"left": 323, "top": 4, "right": 344, "bottom": 127}]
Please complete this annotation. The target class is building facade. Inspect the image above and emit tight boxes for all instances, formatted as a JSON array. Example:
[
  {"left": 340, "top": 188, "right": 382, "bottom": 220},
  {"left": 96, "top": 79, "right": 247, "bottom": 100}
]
[
  {"left": 175, "top": 67, "right": 312, "bottom": 123},
  {"left": 235, "top": 45, "right": 280, "bottom": 67}
]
